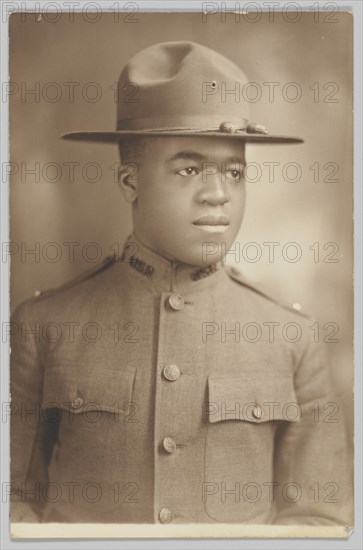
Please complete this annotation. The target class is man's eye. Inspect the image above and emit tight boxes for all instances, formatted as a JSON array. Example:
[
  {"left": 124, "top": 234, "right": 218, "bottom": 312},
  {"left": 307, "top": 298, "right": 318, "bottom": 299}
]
[
  {"left": 176, "top": 167, "right": 199, "bottom": 177},
  {"left": 226, "top": 170, "right": 242, "bottom": 181}
]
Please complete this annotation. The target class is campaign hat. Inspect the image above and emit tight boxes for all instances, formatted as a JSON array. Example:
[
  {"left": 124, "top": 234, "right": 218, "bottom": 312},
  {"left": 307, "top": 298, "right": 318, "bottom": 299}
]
[{"left": 62, "top": 41, "right": 303, "bottom": 144}]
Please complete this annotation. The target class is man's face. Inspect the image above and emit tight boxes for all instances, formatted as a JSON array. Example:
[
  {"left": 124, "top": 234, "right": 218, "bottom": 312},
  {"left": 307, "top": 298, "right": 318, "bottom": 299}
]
[{"left": 126, "top": 136, "right": 246, "bottom": 266}]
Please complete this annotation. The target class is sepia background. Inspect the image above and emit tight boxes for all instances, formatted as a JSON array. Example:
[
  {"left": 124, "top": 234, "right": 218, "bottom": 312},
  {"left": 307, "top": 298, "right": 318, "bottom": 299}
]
[{"left": 9, "top": 12, "right": 353, "bottom": 434}]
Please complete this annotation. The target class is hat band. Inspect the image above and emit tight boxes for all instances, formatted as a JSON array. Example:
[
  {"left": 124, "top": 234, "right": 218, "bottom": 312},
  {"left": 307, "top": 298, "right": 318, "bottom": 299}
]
[{"left": 117, "top": 114, "right": 248, "bottom": 132}]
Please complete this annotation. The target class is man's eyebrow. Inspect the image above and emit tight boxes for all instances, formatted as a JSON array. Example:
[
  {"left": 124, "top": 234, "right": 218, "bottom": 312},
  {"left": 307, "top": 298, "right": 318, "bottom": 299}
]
[
  {"left": 166, "top": 152, "right": 246, "bottom": 164},
  {"left": 166, "top": 151, "right": 207, "bottom": 163},
  {"left": 225, "top": 156, "right": 246, "bottom": 164}
]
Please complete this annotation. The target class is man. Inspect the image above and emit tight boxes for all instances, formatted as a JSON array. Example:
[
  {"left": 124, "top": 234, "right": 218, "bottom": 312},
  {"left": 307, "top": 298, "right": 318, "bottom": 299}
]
[{"left": 10, "top": 41, "right": 352, "bottom": 525}]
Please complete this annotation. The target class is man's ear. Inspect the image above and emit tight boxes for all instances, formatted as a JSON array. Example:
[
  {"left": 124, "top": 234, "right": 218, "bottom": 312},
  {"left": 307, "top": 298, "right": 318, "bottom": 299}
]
[{"left": 118, "top": 162, "right": 138, "bottom": 203}]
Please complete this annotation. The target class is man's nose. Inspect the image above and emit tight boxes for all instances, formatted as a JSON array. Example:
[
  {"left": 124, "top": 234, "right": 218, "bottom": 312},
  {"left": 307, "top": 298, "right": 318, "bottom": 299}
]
[{"left": 197, "top": 164, "right": 231, "bottom": 206}]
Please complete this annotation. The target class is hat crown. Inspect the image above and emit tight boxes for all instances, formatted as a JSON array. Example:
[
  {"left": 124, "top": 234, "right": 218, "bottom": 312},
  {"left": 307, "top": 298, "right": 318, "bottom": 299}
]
[
  {"left": 117, "top": 41, "right": 250, "bottom": 131},
  {"left": 62, "top": 40, "right": 303, "bottom": 144}
]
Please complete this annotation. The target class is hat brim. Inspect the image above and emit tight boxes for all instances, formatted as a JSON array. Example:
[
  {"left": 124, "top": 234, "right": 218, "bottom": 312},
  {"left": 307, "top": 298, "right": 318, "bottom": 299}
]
[{"left": 61, "top": 130, "right": 303, "bottom": 144}]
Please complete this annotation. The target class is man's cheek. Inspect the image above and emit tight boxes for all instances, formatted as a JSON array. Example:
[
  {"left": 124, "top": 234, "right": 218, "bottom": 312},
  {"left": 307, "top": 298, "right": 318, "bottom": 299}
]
[{"left": 232, "top": 192, "right": 246, "bottom": 219}]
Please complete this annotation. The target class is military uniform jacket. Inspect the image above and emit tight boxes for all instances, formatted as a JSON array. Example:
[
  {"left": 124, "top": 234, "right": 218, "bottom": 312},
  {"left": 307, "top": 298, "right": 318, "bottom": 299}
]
[{"left": 10, "top": 235, "right": 352, "bottom": 525}]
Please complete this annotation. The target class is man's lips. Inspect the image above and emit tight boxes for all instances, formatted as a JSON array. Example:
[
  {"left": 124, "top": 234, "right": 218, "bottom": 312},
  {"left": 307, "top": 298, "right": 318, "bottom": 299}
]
[{"left": 193, "top": 215, "right": 230, "bottom": 226}]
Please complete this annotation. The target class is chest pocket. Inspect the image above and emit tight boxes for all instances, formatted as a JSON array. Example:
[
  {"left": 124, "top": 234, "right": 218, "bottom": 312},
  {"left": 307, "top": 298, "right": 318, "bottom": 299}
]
[
  {"left": 41, "top": 364, "right": 137, "bottom": 484},
  {"left": 41, "top": 364, "right": 137, "bottom": 422},
  {"left": 204, "top": 374, "right": 299, "bottom": 523},
  {"left": 206, "top": 374, "right": 299, "bottom": 424}
]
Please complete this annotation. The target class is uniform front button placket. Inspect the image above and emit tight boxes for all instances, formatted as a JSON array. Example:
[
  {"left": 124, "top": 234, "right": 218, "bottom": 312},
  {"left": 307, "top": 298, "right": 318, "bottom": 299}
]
[
  {"left": 168, "top": 293, "right": 185, "bottom": 311},
  {"left": 159, "top": 507, "right": 173, "bottom": 524}
]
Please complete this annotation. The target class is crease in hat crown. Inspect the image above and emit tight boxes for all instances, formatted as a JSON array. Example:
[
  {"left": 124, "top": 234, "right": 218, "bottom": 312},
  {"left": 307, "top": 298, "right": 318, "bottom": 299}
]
[{"left": 62, "top": 41, "right": 303, "bottom": 144}]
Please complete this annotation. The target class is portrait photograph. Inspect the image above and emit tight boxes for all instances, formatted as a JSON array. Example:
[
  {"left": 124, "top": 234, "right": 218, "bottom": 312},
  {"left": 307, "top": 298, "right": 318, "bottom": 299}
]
[{"left": 2, "top": 1, "right": 358, "bottom": 544}]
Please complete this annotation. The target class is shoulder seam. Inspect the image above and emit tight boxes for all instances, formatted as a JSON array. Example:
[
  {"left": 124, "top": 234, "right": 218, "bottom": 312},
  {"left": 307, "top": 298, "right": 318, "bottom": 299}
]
[
  {"left": 28, "top": 256, "right": 116, "bottom": 303},
  {"left": 226, "top": 266, "right": 310, "bottom": 318}
]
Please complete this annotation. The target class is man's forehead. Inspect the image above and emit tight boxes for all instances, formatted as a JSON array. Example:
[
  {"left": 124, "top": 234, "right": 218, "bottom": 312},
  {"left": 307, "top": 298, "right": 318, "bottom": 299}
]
[
  {"left": 166, "top": 150, "right": 245, "bottom": 164},
  {"left": 148, "top": 136, "right": 246, "bottom": 162}
]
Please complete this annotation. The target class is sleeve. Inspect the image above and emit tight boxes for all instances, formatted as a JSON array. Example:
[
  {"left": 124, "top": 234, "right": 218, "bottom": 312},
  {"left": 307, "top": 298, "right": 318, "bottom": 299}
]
[
  {"left": 10, "top": 301, "right": 57, "bottom": 522},
  {"left": 272, "top": 335, "right": 353, "bottom": 527}
]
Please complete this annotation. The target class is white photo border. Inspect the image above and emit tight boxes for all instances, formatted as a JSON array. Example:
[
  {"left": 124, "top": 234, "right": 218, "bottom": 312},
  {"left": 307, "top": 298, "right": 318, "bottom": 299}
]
[{"left": 0, "top": 1, "right": 361, "bottom": 548}]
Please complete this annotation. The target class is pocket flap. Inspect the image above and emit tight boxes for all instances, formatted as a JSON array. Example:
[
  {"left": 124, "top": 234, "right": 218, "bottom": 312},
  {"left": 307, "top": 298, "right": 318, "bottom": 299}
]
[
  {"left": 207, "top": 374, "right": 298, "bottom": 423},
  {"left": 42, "top": 365, "right": 136, "bottom": 414}
]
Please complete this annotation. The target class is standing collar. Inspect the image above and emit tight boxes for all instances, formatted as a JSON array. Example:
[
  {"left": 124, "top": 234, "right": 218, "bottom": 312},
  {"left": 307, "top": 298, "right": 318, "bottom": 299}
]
[{"left": 119, "top": 233, "right": 224, "bottom": 293}]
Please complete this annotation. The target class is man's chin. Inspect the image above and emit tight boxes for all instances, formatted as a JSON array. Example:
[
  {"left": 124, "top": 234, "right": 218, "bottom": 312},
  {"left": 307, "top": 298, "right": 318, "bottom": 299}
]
[
  {"left": 156, "top": 229, "right": 240, "bottom": 267},
  {"left": 172, "top": 241, "right": 228, "bottom": 267}
]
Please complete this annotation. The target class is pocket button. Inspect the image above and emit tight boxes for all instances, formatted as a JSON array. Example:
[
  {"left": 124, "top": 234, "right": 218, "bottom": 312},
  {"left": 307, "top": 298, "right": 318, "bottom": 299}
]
[
  {"left": 252, "top": 404, "right": 263, "bottom": 420},
  {"left": 71, "top": 396, "right": 84, "bottom": 409}
]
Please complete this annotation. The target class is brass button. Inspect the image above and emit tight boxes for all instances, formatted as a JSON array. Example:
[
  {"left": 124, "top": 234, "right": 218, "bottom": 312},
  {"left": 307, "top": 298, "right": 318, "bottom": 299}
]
[
  {"left": 34, "top": 290, "right": 42, "bottom": 297},
  {"left": 71, "top": 396, "right": 84, "bottom": 409},
  {"left": 159, "top": 507, "right": 173, "bottom": 524},
  {"left": 168, "top": 294, "right": 185, "bottom": 311},
  {"left": 162, "top": 436, "right": 177, "bottom": 454},
  {"left": 163, "top": 364, "right": 180, "bottom": 381},
  {"left": 252, "top": 404, "right": 263, "bottom": 420}
]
